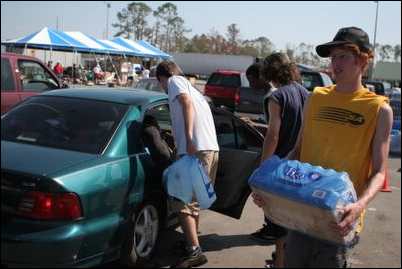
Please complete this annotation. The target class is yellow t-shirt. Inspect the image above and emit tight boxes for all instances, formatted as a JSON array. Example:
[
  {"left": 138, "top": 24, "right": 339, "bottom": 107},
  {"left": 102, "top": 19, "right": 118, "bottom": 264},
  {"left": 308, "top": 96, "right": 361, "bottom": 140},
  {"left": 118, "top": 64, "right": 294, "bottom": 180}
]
[{"left": 300, "top": 85, "right": 388, "bottom": 232}]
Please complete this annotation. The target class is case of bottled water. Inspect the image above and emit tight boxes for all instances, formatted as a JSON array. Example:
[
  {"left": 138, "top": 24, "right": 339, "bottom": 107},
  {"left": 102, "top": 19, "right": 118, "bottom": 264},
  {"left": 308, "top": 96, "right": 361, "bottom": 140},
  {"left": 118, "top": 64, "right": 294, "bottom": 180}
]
[
  {"left": 249, "top": 155, "right": 358, "bottom": 245},
  {"left": 163, "top": 155, "right": 216, "bottom": 209}
]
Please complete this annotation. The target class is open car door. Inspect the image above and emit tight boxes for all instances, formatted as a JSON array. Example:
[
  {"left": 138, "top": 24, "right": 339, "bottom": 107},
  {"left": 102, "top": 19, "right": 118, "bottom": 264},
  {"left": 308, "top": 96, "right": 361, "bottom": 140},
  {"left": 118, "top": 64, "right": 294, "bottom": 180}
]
[
  {"left": 144, "top": 102, "right": 265, "bottom": 220},
  {"left": 236, "top": 86, "right": 269, "bottom": 115},
  {"left": 210, "top": 107, "right": 264, "bottom": 219}
]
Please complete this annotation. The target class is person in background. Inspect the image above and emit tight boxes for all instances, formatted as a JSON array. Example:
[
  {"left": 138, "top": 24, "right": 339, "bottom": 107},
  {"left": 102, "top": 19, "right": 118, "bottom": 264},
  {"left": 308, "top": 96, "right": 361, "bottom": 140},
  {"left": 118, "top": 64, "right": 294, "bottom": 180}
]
[
  {"left": 246, "top": 62, "right": 276, "bottom": 245},
  {"left": 93, "top": 64, "right": 102, "bottom": 85},
  {"left": 120, "top": 60, "right": 129, "bottom": 86},
  {"left": 142, "top": 68, "right": 150, "bottom": 79},
  {"left": 245, "top": 62, "right": 273, "bottom": 123},
  {"left": 53, "top": 62, "right": 64, "bottom": 80},
  {"left": 72, "top": 64, "right": 78, "bottom": 84},
  {"left": 141, "top": 114, "right": 173, "bottom": 178}
]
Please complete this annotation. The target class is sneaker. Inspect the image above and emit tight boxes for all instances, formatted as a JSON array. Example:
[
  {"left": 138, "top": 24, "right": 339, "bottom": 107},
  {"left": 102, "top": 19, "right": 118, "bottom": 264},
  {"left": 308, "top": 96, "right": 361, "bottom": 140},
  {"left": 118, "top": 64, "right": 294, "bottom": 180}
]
[
  {"left": 171, "top": 246, "right": 208, "bottom": 268},
  {"left": 264, "top": 252, "right": 276, "bottom": 268},
  {"left": 250, "top": 224, "right": 277, "bottom": 242}
]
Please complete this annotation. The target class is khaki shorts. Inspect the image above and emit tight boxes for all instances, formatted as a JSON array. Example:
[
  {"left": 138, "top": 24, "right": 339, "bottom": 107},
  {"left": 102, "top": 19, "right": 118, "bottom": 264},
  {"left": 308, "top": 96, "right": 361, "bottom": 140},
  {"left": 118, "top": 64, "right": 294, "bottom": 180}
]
[{"left": 169, "top": 150, "right": 219, "bottom": 216}]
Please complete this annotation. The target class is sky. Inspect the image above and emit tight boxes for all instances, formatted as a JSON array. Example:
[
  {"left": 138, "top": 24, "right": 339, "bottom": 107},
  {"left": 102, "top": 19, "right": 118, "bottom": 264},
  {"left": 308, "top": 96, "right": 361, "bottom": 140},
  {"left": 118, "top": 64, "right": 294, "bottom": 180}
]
[{"left": 1, "top": 1, "right": 401, "bottom": 51}]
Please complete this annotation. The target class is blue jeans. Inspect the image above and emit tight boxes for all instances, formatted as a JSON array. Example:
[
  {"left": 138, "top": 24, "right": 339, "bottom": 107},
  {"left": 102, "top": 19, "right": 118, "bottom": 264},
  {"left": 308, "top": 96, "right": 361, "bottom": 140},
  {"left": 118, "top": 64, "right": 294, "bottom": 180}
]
[{"left": 284, "top": 231, "right": 359, "bottom": 268}]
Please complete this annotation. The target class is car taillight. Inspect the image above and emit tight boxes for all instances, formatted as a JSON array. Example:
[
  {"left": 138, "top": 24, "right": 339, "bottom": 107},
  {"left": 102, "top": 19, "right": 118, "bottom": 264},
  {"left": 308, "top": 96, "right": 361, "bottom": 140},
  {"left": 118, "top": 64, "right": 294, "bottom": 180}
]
[
  {"left": 17, "top": 191, "right": 83, "bottom": 220},
  {"left": 234, "top": 88, "right": 240, "bottom": 105}
]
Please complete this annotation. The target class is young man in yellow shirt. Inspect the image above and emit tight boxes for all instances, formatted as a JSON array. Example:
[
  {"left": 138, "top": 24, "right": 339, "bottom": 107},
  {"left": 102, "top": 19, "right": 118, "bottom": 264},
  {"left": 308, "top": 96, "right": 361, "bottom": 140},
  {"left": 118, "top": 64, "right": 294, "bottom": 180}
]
[{"left": 253, "top": 26, "right": 393, "bottom": 268}]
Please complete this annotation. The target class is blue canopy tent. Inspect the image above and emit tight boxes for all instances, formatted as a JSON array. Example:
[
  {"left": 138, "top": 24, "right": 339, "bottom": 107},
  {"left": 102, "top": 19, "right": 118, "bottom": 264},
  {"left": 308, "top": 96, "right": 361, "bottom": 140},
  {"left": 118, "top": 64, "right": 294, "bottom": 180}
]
[
  {"left": 1, "top": 27, "right": 123, "bottom": 55},
  {"left": 2, "top": 28, "right": 171, "bottom": 82},
  {"left": 1, "top": 27, "right": 81, "bottom": 52},
  {"left": 2, "top": 27, "right": 171, "bottom": 58},
  {"left": 62, "top": 31, "right": 128, "bottom": 55},
  {"left": 112, "top": 37, "right": 171, "bottom": 59},
  {"left": 137, "top": 40, "right": 171, "bottom": 59},
  {"left": 98, "top": 39, "right": 137, "bottom": 56}
]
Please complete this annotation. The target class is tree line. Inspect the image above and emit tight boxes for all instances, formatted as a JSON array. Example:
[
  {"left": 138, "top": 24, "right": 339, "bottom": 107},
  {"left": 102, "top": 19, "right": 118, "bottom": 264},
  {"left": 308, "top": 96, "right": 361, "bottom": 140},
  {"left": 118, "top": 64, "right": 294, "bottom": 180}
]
[{"left": 113, "top": 2, "right": 401, "bottom": 68}]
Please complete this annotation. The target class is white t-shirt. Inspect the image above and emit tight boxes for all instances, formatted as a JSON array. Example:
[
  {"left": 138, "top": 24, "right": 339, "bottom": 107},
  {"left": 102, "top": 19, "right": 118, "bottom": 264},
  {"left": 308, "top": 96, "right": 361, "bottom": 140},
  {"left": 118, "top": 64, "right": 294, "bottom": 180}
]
[
  {"left": 143, "top": 69, "right": 150, "bottom": 79},
  {"left": 121, "top": 62, "right": 129, "bottom": 73},
  {"left": 93, "top": 65, "right": 101, "bottom": 74},
  {"left": 168, "top": 76, "right": 219, "bottom": 155}
]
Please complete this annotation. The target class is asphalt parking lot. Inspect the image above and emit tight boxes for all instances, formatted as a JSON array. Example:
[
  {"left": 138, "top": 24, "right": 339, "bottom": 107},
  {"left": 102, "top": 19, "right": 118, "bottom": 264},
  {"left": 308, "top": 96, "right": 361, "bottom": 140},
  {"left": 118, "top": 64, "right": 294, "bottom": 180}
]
[{"left": 137, "top": 155, "right": 401, "bottom": 268}]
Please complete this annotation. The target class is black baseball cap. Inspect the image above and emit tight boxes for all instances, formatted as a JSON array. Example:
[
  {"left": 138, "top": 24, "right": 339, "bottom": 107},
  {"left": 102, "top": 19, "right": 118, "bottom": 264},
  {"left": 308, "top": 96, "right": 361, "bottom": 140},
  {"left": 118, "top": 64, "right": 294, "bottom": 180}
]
[{"left": 316, "top": 27, "right": 372, "bottom": 57}]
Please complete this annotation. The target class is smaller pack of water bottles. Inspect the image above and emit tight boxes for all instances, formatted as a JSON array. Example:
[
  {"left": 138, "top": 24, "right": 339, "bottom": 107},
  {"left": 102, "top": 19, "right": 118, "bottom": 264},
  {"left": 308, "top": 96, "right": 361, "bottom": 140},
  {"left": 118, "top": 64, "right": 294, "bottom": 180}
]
[
  {"left": 163, "top": 155, "right": 216, "bottom": 209},
  {"left": 248, "top": 155, "right": 358, "bottom": 245}
]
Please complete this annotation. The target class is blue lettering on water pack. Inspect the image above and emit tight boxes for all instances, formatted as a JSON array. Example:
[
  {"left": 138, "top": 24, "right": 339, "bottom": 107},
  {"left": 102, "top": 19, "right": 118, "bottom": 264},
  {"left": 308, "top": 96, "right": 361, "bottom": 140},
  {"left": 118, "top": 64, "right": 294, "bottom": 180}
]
[
  {"left": 284, "top": 166, "right": 305, "bottom": 180},
  {"left": 199, "top": 161, "right": 216, "bottom": 198},
  {"left": 283, "top": 165, "right": 306, "bottom": 186},
  {"left": 308, "top": 172, "right": 322, "bottom": 181}
]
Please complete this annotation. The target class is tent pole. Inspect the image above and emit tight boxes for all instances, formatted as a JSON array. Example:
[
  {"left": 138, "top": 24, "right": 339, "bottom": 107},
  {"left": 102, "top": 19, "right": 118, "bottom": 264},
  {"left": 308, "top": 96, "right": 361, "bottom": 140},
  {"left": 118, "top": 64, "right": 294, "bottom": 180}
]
[{"left": 109, "top": 54, "right": 120, "bottom": 84}]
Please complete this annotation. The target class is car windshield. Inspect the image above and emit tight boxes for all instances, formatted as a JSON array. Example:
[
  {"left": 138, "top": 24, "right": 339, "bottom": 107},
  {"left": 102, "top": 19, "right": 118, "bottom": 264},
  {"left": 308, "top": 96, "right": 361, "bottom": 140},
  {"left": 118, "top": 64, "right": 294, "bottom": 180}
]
[
  {"left": 1, "top": 96, "right": 129, "bottom": 154},
  {"left": 301, "top": 72, "right": 322, "bottom": 91},
  {"left": 207, "top": 73, "right": 241, "bottom": 87}
]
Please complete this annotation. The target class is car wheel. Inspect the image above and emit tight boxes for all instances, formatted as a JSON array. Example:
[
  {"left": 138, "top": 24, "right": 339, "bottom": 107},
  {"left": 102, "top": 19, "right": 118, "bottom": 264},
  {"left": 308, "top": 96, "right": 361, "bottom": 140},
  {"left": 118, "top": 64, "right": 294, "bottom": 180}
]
[{"left": 120, "top": 201, "right": 160, "bottom": 266}]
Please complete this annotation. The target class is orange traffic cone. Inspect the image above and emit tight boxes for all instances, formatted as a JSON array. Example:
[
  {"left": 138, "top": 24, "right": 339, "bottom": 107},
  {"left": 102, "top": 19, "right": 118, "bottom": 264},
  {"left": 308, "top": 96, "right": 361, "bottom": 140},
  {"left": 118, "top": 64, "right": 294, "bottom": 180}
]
[{"left": 381, "top": 168, "right": 392, "bottom": 192}]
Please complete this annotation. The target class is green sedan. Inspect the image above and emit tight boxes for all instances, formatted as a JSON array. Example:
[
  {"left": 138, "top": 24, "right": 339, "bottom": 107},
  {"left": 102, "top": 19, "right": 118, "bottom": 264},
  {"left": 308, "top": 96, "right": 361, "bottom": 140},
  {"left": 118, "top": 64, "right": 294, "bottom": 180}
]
[{"left": 1, "top": 88, "right": 264, "bottom": 267}]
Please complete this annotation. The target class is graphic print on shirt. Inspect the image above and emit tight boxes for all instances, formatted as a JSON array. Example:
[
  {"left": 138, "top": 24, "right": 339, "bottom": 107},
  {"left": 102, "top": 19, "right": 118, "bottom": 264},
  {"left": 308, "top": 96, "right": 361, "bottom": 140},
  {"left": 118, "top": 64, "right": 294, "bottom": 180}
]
[{"left": 314, "top": 106, "right": 365, "bottom": 126}]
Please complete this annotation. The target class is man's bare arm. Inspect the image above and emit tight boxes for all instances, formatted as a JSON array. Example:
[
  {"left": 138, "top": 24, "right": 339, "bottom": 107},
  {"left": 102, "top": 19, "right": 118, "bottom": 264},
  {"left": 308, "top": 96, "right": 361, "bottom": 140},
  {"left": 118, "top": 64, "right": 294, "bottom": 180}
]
[
  {"left": 336, "top": 103, "right": 393, "bottom": 236},
  {"left": 178, "top": 93, "right": 196, "bottom": 154},
  {"left": 260, "top": 100, "right": 282, "bottom": 163}
]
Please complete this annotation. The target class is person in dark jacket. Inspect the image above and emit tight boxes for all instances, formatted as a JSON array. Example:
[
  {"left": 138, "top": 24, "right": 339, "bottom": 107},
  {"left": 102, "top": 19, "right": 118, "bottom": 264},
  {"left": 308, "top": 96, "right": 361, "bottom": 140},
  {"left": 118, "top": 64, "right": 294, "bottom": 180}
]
[{"left": 141, "top": 115, "right": 173, "bottom": 173}]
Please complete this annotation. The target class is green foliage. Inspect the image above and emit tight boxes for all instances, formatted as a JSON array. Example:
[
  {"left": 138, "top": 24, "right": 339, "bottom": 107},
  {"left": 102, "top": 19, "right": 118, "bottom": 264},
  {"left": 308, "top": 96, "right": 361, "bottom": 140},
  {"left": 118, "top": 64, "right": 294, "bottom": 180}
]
[{"left": 112, "top": 2, "right": 401, "bottom": 66}]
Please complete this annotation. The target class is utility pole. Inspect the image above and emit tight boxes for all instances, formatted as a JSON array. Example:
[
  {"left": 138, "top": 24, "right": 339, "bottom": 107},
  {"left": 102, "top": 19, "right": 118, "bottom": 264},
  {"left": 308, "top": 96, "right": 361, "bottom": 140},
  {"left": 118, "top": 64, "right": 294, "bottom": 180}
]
[
  {"left": 370, "top": 1, "right": 380, "bottom": 79},
  {"left": 105, "top": 2, "right": 111, "bottom": 39}
]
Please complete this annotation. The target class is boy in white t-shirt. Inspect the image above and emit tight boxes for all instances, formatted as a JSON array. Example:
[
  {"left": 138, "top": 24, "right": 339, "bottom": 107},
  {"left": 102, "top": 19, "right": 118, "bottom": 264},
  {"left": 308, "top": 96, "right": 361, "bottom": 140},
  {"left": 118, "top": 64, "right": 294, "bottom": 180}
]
[{"left": 156, "top": 61, "right": 219, "bottom": 268}]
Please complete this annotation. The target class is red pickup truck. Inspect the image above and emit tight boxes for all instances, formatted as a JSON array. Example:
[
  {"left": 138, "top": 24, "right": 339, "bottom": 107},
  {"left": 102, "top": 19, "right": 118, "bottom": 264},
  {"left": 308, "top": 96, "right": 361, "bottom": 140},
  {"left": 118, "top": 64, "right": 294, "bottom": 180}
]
[{"left": 1, "top": 53, "right": 65, "bottom": 114}]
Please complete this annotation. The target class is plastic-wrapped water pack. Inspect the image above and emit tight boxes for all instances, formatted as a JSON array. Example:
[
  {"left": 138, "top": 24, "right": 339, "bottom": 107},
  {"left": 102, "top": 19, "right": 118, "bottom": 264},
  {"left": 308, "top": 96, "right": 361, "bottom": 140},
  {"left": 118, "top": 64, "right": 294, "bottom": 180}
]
[
  {"left": 248, "top": 155, "right": 358, "bottom": 245},
  {"left": 163, "top": 155, "right": 216, "bottom": 209}
]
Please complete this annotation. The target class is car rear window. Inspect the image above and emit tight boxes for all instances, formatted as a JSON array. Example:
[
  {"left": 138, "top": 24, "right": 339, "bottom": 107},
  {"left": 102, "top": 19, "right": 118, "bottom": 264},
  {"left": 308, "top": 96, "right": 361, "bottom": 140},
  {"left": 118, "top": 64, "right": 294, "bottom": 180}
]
[
  {"left": 207, "top": 73, "right": 241, "bottom": 88},
  {"left": 1, "top": 96, "right": 128, "bottom": 154}
]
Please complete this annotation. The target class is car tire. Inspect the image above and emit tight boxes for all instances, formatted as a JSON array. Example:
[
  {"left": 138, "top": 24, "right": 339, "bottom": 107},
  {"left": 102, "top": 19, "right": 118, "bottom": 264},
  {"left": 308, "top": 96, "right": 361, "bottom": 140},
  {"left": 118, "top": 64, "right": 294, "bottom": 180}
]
[{"left": 120, "top": 201, "right": 161, "bottom": 267}]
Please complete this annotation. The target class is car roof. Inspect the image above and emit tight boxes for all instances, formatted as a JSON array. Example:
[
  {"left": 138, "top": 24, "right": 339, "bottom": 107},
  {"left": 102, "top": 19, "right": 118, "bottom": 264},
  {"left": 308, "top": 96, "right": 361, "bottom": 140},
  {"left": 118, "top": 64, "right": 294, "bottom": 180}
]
[
  {"left": 1, "top": 52, "right": 42, "bottom": 61},
  {"left": 214, "top": 69, "right": 242, "bottom": 75},
  {"left": 297, "top": 63, "right": 316, "bottom": 71},
  {"left": 139, "top": 77, "right": 158, "bottom": 81},
  {"left": 300, "top": 70, "right": 321, "bottom": 75},
  {"left": 40, "top": 88, "right": 167, "bottom": 106}
]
